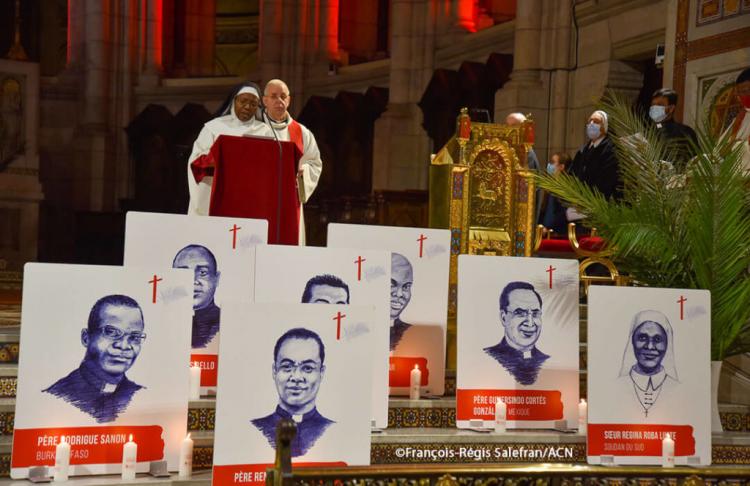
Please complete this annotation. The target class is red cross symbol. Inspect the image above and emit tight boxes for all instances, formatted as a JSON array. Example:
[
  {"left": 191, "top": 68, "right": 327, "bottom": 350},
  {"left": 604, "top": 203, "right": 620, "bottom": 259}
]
[
  {"left": 677, "top": 295, "right": 687, "bottom": 320},
  {"left": 546, "top": 265, "right": 556, "bottom": 289},
  {"left": 333, "top": 311, "right": 346, "bottom": 340},
  {"left": 354, "top": 256, "right": 366, "bottom": 281},
  {"left": 417, "top": 234, "right": 427, "bottom": 258},
  {"left": 149, "top": 274, "right": 163, "bottom": 303},
  {"left": 229, "top": 224, "right": 242, "bottom": 250}
]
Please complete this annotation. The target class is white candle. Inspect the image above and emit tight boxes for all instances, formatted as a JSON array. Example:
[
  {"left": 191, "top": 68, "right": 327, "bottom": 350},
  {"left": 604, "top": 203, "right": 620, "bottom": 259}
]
[
  {"left": 189, "top": 364, "right": 201, "bottom": 400},
  {"left": 178, "top": 433, "right": 194, "bottom": 479},
  {"left": 409, "top": 365, "right": 421, "bottom": 400},
  {"left": 578, "top": 399, "right": 588, "bottom": 434},
  {"left": 121, "top": 434, "right": 137, "bottom": 480},
  {"left": 662, "top": 433, "right": 675, "bottom": 468},
  {"left": 53, "top": 435, "right": 70, "bottom": 482},
  {"left": 494, "top": 399, "right": 507, "bottom": 433}
]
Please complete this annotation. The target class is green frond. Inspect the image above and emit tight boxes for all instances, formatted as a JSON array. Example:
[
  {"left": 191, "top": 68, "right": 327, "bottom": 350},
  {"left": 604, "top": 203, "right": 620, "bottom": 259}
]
[{"left": 534, "top": 91, "right": 750, "bottom": 360}]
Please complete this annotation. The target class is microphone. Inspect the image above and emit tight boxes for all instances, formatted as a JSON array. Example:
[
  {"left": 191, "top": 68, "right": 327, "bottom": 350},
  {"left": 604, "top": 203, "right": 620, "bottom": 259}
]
[{"left": 262, "top": 107, "right": 285, "bottom": 243}]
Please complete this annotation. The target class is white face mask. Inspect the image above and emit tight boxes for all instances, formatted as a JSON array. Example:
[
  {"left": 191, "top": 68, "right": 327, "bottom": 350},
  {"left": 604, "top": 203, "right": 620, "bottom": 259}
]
[
  {"left": 586, "top": 122, "right": 602, "bottom": 140},
  {"left": 649, "top": 105, "right": 667, "bottom": 123}
]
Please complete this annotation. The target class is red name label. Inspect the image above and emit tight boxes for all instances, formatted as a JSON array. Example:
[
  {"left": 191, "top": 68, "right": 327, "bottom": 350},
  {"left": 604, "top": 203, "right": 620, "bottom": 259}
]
[
  {"left": 213, "top": 462, "right": 347, "bottom": 486},
  {"left": 191, "top": 354, "right": 218, "bottom": 386},
  {"left": 389, "top": 357, "right": 429, "bottom": 387},
  {"left": 456, "top": 389, "right": 564, "bottom": 421},
  {"left": 588, "top": 424, "right": 695, "bottom": 457},
  {"left": 12, "top": 425, "right": 164, "bottom": 468}
]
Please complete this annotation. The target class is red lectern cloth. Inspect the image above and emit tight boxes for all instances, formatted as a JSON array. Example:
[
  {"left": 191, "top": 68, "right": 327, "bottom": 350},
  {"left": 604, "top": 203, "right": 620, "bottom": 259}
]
[{"left": 191, "top": 134, "right": 301, "bottom": 245}]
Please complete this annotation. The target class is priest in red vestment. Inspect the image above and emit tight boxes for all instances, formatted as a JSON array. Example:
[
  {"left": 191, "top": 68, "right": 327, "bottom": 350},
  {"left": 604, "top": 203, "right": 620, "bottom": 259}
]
[{"left": 262, "top": 79, "right": 323, "bottom": 245}]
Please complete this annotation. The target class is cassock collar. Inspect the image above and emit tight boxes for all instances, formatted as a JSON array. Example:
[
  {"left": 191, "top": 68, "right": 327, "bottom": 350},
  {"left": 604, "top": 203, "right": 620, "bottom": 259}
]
[
  {"left": 275, "top": 405, "right": 320, "bottom": 423},
  {"left": 630, "top": 366, "right": 667, "bottom": 391},
  {"left": 267, "top": 114, "right": 292, "bottom": 131},
  {"left": 499, "top": 338, "right": 535, "bottom": 360},
  {"left": 194, "top": 302, "right": 220, "bottom": 319},
  {"left": 80, "top": 359, "right": 125, "bottom": 392}
]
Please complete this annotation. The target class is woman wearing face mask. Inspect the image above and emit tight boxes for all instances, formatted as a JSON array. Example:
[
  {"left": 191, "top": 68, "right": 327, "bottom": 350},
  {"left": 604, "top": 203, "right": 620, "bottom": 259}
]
[
  {"left": 568, "top": 110, "right": 621, "bottom": 206},
  {"left": 539, "top": 153, "right": 571, "bottom": 234}
]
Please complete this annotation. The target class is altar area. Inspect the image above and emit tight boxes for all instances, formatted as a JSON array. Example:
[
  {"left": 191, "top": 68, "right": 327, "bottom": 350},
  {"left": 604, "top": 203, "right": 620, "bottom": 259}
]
[{"left": 3, "top": 107, "right": 750, "bottom": 484}]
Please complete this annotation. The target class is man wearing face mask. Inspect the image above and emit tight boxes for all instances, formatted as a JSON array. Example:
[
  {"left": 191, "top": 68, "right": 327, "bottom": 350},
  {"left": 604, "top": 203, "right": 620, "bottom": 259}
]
[
  {"left": 569, "top": 110, "right": 621, "bottom": 208},
  {"left": 648, "top": 88, "right": 697, "bottom": 171},
  {"left": 730, "top": 67, "right": 750, "bottom": 173},
  {"left": 187, "top": 82, "right": 273, "bottom": 216}
]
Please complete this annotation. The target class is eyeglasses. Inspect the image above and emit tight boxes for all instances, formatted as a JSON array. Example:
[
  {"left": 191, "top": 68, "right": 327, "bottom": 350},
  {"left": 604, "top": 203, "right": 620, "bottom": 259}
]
[
  {"left": 276, "top": 361, "right": 321, "bottom": 374},
  {"left": 97, "top": 325, "right": 147, "bottom": 345},
  {"left": 509, "top": 308, "right": 542, "bottom": 319}
]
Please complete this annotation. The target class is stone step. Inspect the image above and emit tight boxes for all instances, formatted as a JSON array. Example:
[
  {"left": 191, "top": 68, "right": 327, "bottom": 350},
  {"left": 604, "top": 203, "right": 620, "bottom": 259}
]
[
  {"left": 0, "top": 396, "right": 748, "bottom": 436},
  {"left": 2, "top": 429, "right": 749, "bottom": 478},
  {"left": 0, "top": 304, "right": 21, "bottom": 327}
]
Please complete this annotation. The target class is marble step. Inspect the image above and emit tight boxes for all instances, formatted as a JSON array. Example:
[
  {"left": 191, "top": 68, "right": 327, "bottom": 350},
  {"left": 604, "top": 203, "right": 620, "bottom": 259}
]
[
  {"left": 2, "top": 428, "right": 750, "bottom": 477},
  {"left": 0, "top": 397, "right": 748, "bottom": 434}
]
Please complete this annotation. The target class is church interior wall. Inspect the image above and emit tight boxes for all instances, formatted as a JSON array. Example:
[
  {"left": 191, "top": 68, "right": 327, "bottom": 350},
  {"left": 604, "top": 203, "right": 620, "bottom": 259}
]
[
  {"left": 655, "top": 0, "right": 750, "bottom": 404},
  {"left": 559, "top": 0, "right": 667, "bottom": 156},
  {"left": 5, "top": 0, "right": 738, "bottom": 261},
  {"left": 686, "top": 0, "right": 750, "bottom": 42},
  {"left": 432, "top": 20, "right": 514, "bottom": 70},
  {"left": 671, "top": 0, "right": 750, "bottom": 129}
]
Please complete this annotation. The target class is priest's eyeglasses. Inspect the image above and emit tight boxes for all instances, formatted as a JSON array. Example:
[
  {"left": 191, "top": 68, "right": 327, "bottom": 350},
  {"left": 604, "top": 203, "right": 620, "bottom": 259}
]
[
  {"left": 97, "top": 325, "right": 147, "bottom": 345},
  {"left": 510, "top": 308, "right": 542, "bottom": 319},
  {"left": 266, "top": 93, "right": 288, "bottom": 101},
  {"left": 277, "top": 360, "right": 320, "bottom": 375}
]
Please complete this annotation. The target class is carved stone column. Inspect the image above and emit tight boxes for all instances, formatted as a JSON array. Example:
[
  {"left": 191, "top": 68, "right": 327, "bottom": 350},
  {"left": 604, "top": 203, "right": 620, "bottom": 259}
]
[
  {"left": 0, "top": 60, "right": 44, "bottom": 271},
  {"left": 140, "top": 0, "right": 164, "bottom": 86},
  {"left": 372, "top": 0, "right": 434, "bottom": 191}
]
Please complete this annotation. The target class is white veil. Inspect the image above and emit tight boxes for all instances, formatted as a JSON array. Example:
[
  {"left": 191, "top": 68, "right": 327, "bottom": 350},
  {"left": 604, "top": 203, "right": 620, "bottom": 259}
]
[{"left": 618, "top": 309, "right": 678, "bottom": 381}]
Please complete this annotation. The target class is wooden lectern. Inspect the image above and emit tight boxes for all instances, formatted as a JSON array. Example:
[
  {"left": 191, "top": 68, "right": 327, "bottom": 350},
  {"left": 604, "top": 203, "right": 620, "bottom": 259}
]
[{"left": 191, "top": 135, "right": 302, "bottom": 245}]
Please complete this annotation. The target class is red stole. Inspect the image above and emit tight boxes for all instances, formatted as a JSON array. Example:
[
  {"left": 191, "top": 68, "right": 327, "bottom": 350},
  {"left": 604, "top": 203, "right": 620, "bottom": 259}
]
[{"left": 288, "top": 120, "right": 304, "bottom": 158}]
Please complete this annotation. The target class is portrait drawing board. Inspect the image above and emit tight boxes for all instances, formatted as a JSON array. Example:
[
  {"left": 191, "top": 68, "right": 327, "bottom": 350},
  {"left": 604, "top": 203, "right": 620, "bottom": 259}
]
[
  {"left": 11, "top": 263, "right": 193, "bottom": 478},
  {"left": 327, "top": 223, "right": 450, "bottom": 396},
  {"left": 123, "top": 211, "right": 267, "bottom": 394},
  {"left": 253, "top": 244, "right": 390, "bottom": 429},
  {"left": 587, "top": 286, "right": 711, "bottom": 465},
  {"left": 212, "top": 303, "right": 374, "bottom": 486},
  {"left": 457, "top": 255, "right": 580, "bottom": 429}
]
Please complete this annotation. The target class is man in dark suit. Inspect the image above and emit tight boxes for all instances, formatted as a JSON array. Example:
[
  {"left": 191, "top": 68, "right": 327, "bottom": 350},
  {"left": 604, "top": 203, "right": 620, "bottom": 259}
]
[
  {"left": 251, "top": 328, "right": 334, "bottom": 457},
  {"left": 484, "top": 281, "right": 549, "bottom": 385},
  {"left": 301, "top": 274, "right": 349, "bottom": 305},
  {"left": 390, "top": 253, "right": 414, "bottom": 351},
  {"left": 569, "top": 110, "right": 621, "bottom": 203},
  {"left": 44, "top": 294, "right": 146, "bottom": 423},
  {"left": 649, "top": 88, "right": 697, "bottom": 170},
  {"left": 172, "top": 244, "right": 221, "bottom": 349}
]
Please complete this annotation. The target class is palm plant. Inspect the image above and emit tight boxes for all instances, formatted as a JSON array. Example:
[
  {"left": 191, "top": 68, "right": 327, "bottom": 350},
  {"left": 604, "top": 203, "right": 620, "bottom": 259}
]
[{"left": 535, "top": 92, "right": 750, "bottom": 360}]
